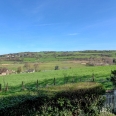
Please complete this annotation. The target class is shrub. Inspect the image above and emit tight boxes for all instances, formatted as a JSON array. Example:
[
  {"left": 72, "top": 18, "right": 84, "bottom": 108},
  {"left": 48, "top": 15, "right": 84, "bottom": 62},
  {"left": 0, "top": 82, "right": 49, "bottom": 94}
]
[
  {"left": 54, "top": 65, "right": 59, "bottom": 70},
  {"left": 86, "top": 62, "right": 94, "bottom": 66},
  {"left": 110, "top": 70, "right": 116, "bottom": 88},
  {"left": 0, "top": 82, "right": 105, "bottom": 116}
]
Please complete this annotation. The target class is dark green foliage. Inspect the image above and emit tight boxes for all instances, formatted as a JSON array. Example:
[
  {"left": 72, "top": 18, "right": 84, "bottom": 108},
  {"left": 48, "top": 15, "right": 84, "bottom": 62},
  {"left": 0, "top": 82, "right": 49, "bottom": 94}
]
[
  {"left": 92, "top": 73, "right": 95, "bottom": 82},
  {"left": 110, "top": 70, "right": 116, "bottom": 87},
  {"left": 52, "top": 84, "right": 105, "bottom": 115},
  {"left": 53, "top": 78, "right": 56, "bottom": 85},
  {"left": 0, "top": 82, "right": 105, "bottom": 116},
  {"left": 17, "top": 66, "right": 22, "bottom": 73},
  {"left": 54, "top": 65, "right": 59, "bottom": 70},
  {"left": 113, "top": 59, "right": 116, "bottom": 64},
  {"left": 0, "top": 93, "right": 48, "bottom": 116},
  {"left": 0, "top": 84, "right": 1, "bottom": 91}
]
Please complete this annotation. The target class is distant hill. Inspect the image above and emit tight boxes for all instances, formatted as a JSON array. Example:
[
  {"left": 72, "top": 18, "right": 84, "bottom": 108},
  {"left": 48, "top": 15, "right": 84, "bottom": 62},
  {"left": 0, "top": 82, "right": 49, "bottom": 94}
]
[{"left": 0, "top": 50, "right": 116, "bottom": 63}]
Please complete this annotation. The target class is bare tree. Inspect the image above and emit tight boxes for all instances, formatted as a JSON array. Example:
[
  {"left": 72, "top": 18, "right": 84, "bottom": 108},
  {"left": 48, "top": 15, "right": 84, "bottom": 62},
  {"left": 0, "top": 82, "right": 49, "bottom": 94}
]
[
  {"left": 33, "top": 63, "right": 39, "bottom": 72},
  {"left": 23, "top": 63, "right": 31, "bottom": 70}
]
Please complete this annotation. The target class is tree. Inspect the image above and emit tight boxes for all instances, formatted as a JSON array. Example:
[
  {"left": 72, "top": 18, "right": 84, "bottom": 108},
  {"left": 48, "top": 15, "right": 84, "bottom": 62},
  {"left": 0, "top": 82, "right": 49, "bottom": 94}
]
[
  {"left": 110, "top": 70, "right": 116, "bottom": 88},
  {"left": 33, "top": 63, "right": 39, "bottom": 72},
  {"left": 54, "top": 65, "right": 59, "bottom": 70},
  {"left": 113, "top": 59, "right": 116, "bottom": 64},
  {"left": 23, "top": 63, "right": 31, "bottom": 70},
  {"left": 17, "top": 67, "right": 22, "bottom": 73}
]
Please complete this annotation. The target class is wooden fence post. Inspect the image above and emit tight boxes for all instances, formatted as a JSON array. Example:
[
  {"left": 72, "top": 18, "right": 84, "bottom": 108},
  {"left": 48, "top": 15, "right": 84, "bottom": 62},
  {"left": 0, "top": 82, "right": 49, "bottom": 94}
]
[
  {"left": 0, "top": 84, "right": 1, "bottom": 91},
  {"left": 22, "top": 81, "right": 24, "bottom": 90},
  {"left": 53, "top": 78, "right": 56, "bottom": 85},
  {"left": 36, "top": 80, "right": 39, "bottom": 89},
  {"left": 72, "top": 78, "right": 74, "bottom": 83},
  {"left": 5, "top": 83, "right": 8, "bottom": 91},
  {"left": 92, "top": 73, "right": 95, "bottom": 82},
  {"left": 64, "top": 77, "right": 65, "bottom": 84},
  {"left": 66, "top": 77, "right": 68, "bottom": 83}
]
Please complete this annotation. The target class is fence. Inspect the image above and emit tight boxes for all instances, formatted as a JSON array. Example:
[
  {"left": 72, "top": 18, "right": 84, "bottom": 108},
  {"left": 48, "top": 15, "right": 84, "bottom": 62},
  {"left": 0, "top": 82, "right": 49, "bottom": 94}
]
[
  {"left": 103, "top": 91, "right": 116, "bottom": 113},
  {"left": 0, "top": 76, "right": 97, "bottom": 91}
]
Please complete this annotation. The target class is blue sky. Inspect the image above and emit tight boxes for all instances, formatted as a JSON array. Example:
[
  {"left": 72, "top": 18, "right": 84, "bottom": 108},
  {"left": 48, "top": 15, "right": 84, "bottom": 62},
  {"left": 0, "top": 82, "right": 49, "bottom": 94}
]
[{"left": 0, "top": 0, "right": 116, "bottom": 54}]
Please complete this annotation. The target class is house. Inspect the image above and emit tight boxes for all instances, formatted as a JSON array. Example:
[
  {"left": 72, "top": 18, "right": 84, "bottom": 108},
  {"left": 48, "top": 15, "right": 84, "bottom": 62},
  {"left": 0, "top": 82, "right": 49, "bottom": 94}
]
[{"left": 0, "top": 68, "right": 9, "bottom": 76}]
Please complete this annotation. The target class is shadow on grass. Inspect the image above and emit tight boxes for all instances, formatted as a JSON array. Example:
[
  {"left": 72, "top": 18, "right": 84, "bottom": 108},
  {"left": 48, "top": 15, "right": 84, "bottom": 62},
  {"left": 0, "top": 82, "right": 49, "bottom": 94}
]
[{"left": 0, "top": 74, "right": 111, "bottom": 95}]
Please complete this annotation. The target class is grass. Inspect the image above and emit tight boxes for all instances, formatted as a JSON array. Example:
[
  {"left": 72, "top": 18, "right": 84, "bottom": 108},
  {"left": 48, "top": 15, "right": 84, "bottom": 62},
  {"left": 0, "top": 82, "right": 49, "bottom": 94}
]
[
  {"left": 40, "top": 82, "right": 102, "bottom": 93},
  {"left": 23, "top": 57, "right": 37, "bottom": 62},
  {"left": 0, "top": 60, "right": 84, "bottom": 71},
  {"left": 0, "top": 65, "right": 116, "bottom": 97}
]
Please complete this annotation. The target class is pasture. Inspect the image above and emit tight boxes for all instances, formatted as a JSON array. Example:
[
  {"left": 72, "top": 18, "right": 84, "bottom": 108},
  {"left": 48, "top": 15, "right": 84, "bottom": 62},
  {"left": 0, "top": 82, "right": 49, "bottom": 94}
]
[{"left": 0, "top": 64, "right": 116, "bottom": 97}]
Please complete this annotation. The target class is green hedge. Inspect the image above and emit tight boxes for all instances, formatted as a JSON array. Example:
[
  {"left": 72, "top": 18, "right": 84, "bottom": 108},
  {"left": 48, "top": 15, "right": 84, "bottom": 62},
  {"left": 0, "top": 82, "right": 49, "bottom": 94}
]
[
  {"left": 40, "top": 82, "right": 105, "bottom": 115},
  {"left": 0, "top": 82, "right": 105, "bottom": 116}
]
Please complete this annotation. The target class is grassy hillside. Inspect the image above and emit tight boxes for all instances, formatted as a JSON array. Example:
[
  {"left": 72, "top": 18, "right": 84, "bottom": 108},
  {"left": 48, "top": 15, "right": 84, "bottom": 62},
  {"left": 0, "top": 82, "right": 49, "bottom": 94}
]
[
  {"left": 0, "top": 50, "right": 116, "bottom": 63},
  {"left": 0, "top": 65, "right": 115, "bottom": 97}
]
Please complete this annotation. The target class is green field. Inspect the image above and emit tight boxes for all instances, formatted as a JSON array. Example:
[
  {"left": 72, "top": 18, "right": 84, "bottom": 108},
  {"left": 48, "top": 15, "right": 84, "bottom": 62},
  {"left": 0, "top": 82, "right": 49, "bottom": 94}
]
[
  {"left": 0, "top": 64, "right": 116, "bottom": 97},
  {"left": 0, "top": 50, "right": 116, "bottom": 97}
]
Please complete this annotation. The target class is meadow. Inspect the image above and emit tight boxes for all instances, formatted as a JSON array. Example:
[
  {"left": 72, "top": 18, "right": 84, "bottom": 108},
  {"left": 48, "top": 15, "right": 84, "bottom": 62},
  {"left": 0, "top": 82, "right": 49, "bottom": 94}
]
[{"left": 0, "top": 64, "right": 115, "bottom": 97}]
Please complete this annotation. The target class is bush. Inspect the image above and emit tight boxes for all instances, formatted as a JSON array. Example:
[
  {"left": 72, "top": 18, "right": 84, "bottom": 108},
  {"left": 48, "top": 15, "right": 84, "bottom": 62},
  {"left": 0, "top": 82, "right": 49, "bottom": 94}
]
[
  {"left": 54, "top": 65, "right": 59, "bottom": 70},
  {"left": 0, "top": 82, "right": 105, "bottom": 116},
  {"left": 86, "top": 63, "right": 94, "bottom": 66},
  {"left": 110, "top": 70, "right": 116, "bottom": 88}
]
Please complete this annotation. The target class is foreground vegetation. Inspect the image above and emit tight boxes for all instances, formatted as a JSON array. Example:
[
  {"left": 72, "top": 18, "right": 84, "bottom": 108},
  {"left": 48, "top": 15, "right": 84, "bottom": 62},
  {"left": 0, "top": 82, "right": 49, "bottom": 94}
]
[{"left": 0, "top": 82, "right": 105, "bottom": 116}]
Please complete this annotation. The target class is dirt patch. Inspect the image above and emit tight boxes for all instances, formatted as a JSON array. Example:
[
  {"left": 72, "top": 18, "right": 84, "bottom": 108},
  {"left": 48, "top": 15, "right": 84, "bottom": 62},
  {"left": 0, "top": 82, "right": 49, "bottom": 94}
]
[{"left": 63, "top": 60, "right": 88, "bottom": 64}]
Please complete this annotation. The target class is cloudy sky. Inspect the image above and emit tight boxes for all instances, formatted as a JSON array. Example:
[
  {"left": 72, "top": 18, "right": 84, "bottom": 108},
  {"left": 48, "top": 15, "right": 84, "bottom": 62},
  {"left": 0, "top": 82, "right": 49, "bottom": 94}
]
[{"left": 0, "top": 0, "right": 116, "bottom": 54}]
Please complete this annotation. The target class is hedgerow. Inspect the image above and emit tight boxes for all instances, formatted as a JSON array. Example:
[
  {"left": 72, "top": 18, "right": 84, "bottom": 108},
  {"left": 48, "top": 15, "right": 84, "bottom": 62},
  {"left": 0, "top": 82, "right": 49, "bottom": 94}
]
[{"left": 0, "top": 82, "right": 105, "bottom": 116}]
